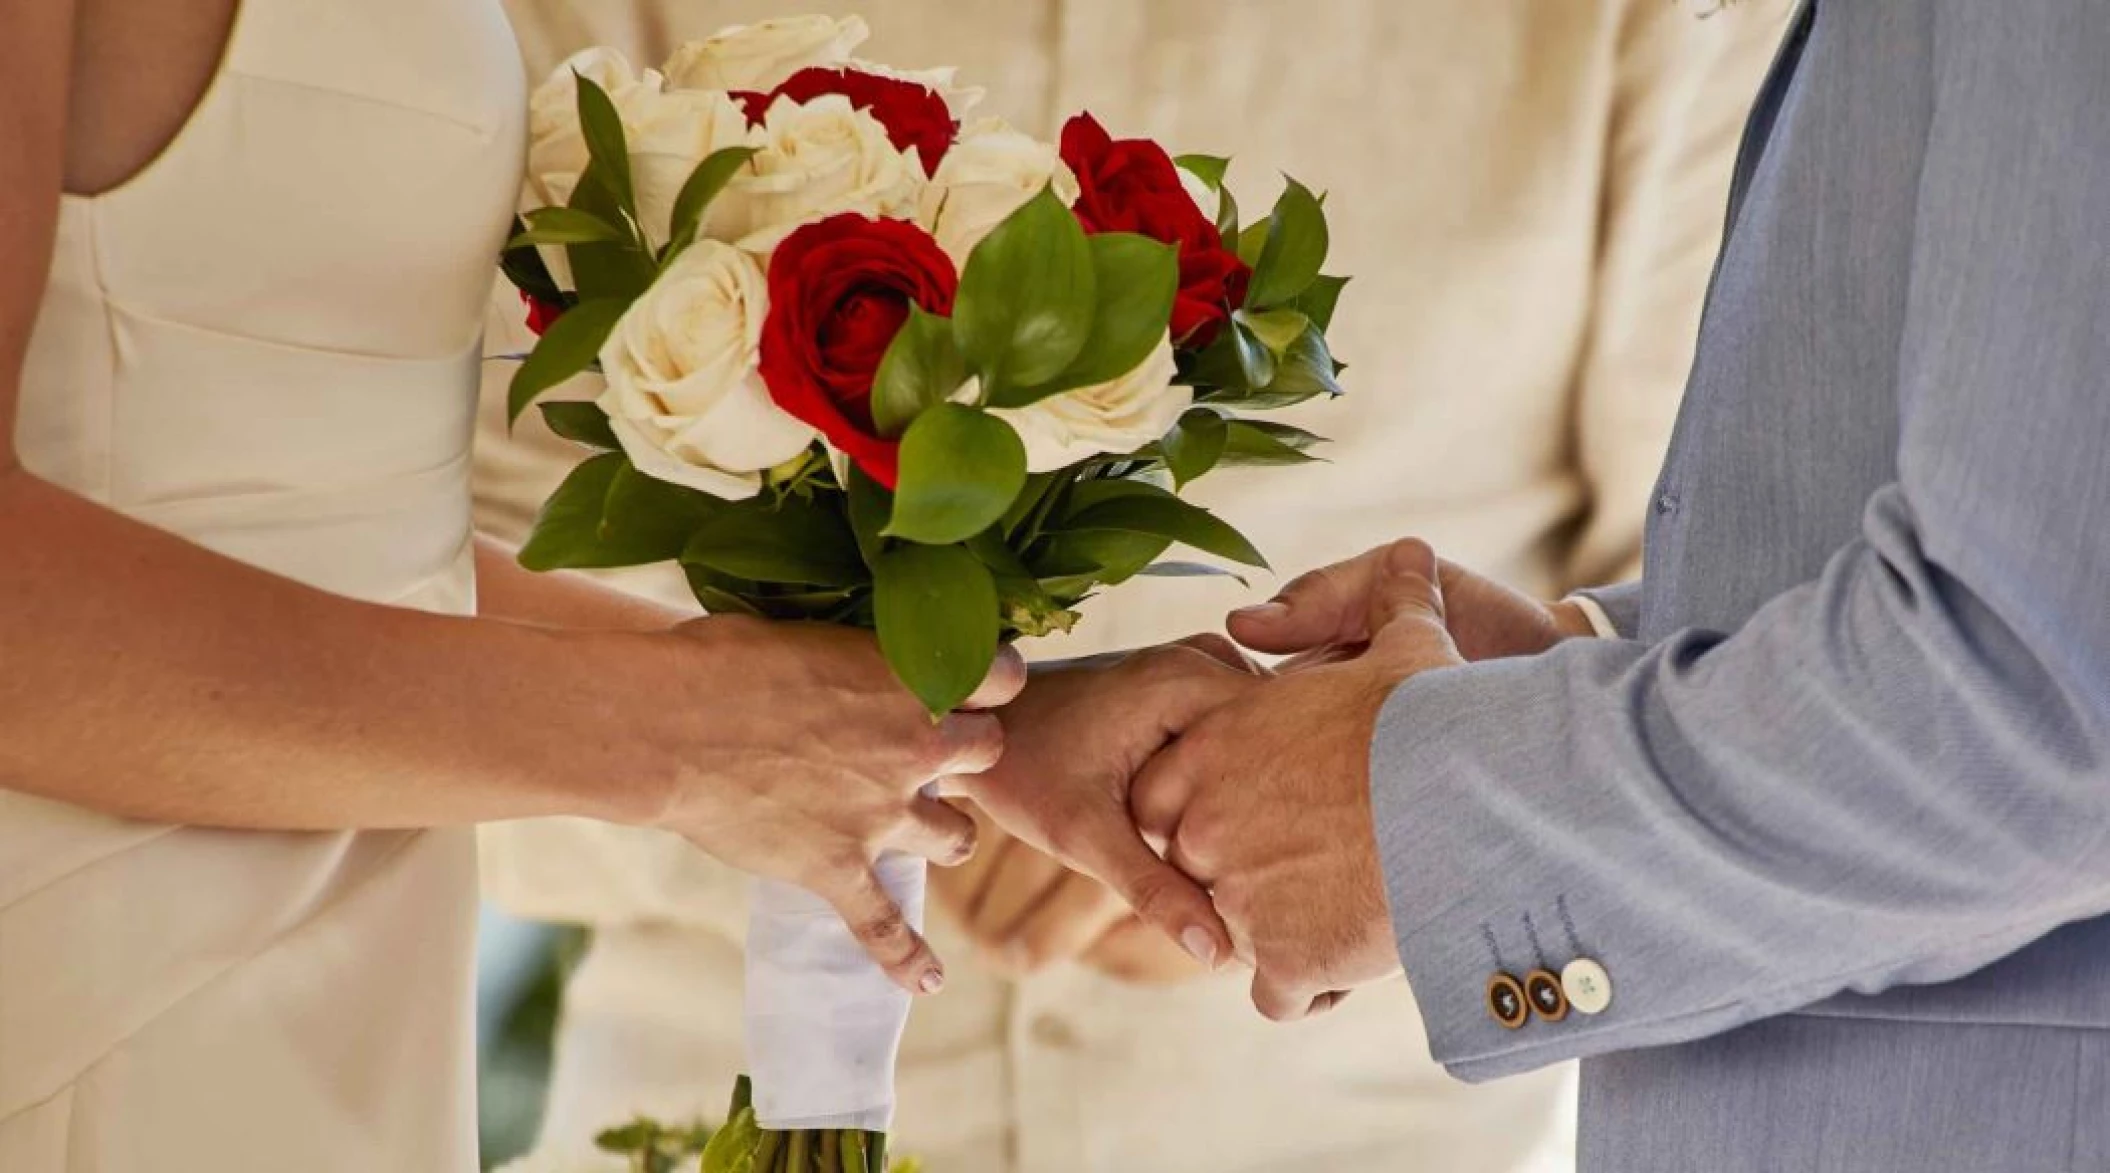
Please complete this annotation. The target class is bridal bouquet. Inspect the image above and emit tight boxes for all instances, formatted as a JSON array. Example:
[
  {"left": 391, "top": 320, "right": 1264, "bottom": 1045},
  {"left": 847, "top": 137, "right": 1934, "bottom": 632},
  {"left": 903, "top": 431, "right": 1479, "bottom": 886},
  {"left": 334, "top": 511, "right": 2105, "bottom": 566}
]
[{"left": 501, "top": 14, "right": 1345, "bottom": 1171}]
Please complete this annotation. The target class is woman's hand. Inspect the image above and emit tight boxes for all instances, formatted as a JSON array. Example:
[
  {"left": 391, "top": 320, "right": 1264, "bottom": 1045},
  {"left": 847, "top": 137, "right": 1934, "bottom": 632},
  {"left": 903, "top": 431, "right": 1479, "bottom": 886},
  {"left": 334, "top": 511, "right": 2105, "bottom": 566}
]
[{"left": 625, "top": 615, "right": 1025, "bottom": 994}]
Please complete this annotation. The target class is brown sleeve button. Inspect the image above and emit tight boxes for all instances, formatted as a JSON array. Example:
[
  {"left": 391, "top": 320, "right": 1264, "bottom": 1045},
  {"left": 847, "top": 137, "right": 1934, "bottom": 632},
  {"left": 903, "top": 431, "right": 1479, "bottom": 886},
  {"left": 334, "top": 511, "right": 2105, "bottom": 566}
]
[
  {"left": 1524, "top": 969, "right": 1569, "bottom": 1023},
  {"left": 1486, "top": 972, "right": 1530, "bottom": 1029}
]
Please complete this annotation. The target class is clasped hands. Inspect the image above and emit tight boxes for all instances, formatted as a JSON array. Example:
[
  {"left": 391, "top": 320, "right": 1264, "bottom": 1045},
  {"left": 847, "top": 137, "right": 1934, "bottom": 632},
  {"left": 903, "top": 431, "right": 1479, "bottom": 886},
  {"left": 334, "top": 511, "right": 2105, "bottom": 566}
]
[{"left": 942, "top": 539, "right": 1596, "bottom": 1020}]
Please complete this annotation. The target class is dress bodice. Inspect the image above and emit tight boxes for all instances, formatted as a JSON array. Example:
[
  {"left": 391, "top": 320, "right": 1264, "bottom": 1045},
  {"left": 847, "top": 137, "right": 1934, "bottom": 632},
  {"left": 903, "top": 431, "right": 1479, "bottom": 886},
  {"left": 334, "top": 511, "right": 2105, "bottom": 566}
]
[
  {"left": 19, "top": 0, "right": 525, "bottom": 606},
  {"left": 2, "top": 4, "right": 526, "bottom": 1170}
]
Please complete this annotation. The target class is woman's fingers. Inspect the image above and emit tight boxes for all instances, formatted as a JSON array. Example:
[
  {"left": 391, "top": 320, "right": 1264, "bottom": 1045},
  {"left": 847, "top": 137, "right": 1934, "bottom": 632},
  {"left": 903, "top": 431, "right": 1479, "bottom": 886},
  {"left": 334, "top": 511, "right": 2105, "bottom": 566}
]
[
  {"left": 962, "top": 646, "right": 1029, "bottom": 710},
  {"left": 820, "top": 865, "right": 948, "bottom": 995},
  {"left": 932, "top": 711, "right": 1005, "bottom": 776}
]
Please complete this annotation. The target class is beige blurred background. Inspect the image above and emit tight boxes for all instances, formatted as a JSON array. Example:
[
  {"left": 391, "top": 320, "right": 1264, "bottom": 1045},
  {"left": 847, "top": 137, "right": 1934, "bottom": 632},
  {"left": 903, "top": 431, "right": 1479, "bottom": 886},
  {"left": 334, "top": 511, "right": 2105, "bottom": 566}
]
[{"left": 473, "top": 3, "right": 1790, "bottom": 1170}]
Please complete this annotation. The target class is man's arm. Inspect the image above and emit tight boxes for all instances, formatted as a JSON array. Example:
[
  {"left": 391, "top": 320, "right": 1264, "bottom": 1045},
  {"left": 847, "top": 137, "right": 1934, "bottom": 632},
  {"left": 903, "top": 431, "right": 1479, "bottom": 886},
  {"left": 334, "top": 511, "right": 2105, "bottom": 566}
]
[{"left": 1376, "top": 6, "right": 2110, "bottom": 1081}]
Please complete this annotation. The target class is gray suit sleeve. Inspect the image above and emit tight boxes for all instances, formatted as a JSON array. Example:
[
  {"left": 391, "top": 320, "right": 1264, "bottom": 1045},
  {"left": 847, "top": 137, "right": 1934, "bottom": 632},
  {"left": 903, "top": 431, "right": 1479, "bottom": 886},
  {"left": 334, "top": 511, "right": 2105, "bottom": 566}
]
[{"left": 1373, "top": 12, "right": 2110, "bottom": 1082}]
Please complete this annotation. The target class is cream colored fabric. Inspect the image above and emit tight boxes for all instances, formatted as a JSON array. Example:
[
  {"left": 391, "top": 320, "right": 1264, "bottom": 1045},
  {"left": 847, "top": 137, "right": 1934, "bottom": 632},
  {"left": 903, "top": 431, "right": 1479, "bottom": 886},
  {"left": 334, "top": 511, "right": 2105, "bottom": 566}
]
[
  {"left": 0, "top": 2, "right": 526, "bottom": 1170},
  {"left": 477, "top": 3, "right": 1788, "bottom": 1170}
]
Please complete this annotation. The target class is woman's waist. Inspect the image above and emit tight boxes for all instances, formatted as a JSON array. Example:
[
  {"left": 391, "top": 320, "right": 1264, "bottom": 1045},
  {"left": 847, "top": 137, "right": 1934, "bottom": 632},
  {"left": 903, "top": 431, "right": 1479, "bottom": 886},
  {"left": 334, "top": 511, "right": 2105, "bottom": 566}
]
[{"left": 0, "top": 799, "right": 476, "bottom": 1116}]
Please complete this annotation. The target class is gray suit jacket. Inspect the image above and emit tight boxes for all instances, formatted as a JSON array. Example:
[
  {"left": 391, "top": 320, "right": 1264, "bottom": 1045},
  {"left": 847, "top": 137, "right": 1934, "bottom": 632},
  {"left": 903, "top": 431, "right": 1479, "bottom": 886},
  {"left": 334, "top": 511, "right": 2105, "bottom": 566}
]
[{"left": 1371, "top": 1, "right": 2110, "bottom": 1167}]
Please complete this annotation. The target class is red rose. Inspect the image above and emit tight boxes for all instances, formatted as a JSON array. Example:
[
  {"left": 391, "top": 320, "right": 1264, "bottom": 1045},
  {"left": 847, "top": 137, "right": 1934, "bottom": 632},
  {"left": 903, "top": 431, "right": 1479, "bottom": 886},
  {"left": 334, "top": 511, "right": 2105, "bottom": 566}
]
[
  {"left": 1059, "top": 113, "right": 1250, "bottom": 346},
  {"left": 736, "top": 68, "right": 958, "bottom": 175},
  {"left": 759, "top": 214, "right": 958, "bottom": 488},
  {"left": 521, "top": 290, "right": 567, "bottom": 336}
]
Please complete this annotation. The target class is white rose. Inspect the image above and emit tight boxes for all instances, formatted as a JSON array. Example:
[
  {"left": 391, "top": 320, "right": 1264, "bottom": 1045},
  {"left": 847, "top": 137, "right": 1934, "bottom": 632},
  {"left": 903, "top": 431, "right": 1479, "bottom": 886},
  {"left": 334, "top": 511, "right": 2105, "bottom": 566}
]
[
  {"left": 596, "top": 242, "right": 815, "bottom": 499},
  {"left": 526, "top": 53, "right": 759, "bottom": 254},
  {"left": 727, "top": 94, "right": 924, "bottom": 254},
  {"left": 916, "top": 119, "right": 1079, "bottom": 266},
  {"left": 662, "top": 15, "right": 869, "bottom": 92},
  {"left": 992, "top": 338, "right": 1191, "bottom": 473}
]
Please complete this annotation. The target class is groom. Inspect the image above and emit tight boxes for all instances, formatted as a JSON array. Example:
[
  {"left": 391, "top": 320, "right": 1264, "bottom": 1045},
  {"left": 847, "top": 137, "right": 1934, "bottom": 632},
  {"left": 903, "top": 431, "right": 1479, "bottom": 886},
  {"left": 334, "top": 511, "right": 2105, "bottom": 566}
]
[{"left": 960, "top": 0, "right": 2110, "bottom": 1168}]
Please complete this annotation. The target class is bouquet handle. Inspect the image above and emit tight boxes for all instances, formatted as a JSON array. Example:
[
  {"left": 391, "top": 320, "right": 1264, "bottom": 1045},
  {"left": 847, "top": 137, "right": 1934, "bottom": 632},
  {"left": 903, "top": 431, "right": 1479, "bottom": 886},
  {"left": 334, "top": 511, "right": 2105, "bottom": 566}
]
[{"left": 744, "top": 853, "right": 925, "bottom": 1132}]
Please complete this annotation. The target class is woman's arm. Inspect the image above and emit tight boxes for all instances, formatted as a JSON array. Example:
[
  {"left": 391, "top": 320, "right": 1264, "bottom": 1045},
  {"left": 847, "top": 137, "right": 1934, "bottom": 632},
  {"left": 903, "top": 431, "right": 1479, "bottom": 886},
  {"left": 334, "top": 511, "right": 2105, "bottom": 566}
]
[{"left": 0, "top": 7, "right": 1015, "bottom": 988}]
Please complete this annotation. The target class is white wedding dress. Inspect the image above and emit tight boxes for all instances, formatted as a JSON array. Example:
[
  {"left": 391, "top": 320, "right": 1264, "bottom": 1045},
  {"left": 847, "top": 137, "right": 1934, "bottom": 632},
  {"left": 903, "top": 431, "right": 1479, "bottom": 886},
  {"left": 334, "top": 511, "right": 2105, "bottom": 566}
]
[{"left": 0, "top": 2, "right": 525, "bottom": 1169}]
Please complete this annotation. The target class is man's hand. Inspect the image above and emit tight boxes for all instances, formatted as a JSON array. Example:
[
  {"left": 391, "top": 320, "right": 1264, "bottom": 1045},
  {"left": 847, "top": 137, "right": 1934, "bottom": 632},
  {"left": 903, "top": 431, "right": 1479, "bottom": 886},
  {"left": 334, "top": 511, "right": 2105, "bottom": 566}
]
[
  {"left": 1131, "top": 540, "right": 1468, "bottom": 1021},
  {"left": 944, "top": 637, "right": 1265, "bottom": 971},
  {"left": 1228, "top": 543, "right": 1594, "bottom": 665}
]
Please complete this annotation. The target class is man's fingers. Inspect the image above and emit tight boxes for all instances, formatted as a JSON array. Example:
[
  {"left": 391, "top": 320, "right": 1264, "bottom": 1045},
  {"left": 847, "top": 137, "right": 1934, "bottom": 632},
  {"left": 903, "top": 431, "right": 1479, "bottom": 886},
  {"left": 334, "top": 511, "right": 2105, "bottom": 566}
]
[
  {"left": 1226, "top": 548, "right": 1385, "bottom": 654},
  {"left": 1169, "top": 632, "right": 1267, "bottom": 675},
  {"left": 1007, "top": 873, "right": 1133, "bottom": 973},
  {"left": 1251, "top": 967, "right": 1326, "bottom": 1023},
  {"left": 888, "top": 795, "right": 980, "bottom": 867},
  {"left": 1129, "top": 738, "right": 1201, "bottom": 847},
  {"left": 962, "top": 646, "right": 1029, "bottom": 710},
  {"left": 1363, "top": 539, "right": 1462, "bottom": 672},
  {"left": 1063, "top": 808, "right": 1231, "bottom": 971},
  {"left": 824, "top": 868, "right": 947, "bottom": 995}
]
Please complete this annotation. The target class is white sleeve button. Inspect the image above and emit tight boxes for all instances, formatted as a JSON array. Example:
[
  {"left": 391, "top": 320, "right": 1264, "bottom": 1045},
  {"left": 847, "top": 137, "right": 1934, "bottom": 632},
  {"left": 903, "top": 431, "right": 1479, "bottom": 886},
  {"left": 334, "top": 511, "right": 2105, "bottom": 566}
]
[{"left": 1561, "top": 958, "right": 1613, "bottom": 1015}]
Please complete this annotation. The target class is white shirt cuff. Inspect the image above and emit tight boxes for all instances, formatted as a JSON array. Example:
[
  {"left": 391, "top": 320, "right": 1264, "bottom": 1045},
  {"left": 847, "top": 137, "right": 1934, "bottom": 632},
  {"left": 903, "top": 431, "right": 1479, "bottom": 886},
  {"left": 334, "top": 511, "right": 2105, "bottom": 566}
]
[{"left": 1564, "top": 594, "right": 1621, "bottom": 639}]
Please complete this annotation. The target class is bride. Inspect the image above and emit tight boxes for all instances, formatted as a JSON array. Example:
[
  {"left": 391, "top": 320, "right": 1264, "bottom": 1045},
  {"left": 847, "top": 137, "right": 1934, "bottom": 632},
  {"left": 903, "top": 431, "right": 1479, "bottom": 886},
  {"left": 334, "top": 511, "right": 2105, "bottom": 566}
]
[{"left": 0, "top": 1, "right": 1020, "bottom": 1168}]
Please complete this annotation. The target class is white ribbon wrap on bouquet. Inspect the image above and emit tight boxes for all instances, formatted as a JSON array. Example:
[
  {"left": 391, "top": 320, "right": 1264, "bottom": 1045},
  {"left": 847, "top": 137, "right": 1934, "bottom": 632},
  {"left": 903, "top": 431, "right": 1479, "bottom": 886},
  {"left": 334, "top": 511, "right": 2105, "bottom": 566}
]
[{"left": 744, "top": 853, "right": 925, "bottom": 1131}]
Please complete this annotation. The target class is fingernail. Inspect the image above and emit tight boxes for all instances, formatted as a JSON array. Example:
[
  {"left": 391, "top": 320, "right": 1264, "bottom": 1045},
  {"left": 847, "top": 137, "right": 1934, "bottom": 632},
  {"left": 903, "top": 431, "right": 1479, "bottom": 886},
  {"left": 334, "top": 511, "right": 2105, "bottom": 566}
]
[
  {"left": 1233, "top": 602, "right": 1289, "bottom": 622},
  {"left": 918, "top": 968, "right": 946, "bottom": 994},
  {"left": 1180, "top": 926, "right": 1220, "bottom": 968},
  {"left": 1385, "top": 540, "right": 1431, "bottom": 575}
]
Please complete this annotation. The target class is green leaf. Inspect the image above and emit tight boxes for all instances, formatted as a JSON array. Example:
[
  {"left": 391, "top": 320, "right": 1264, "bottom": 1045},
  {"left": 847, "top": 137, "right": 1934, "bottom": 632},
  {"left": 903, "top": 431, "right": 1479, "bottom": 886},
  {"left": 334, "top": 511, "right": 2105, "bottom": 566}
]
[
  {"left": 698, "top": 1107, "right": 761, "bottom": 1173},
  {"left": 508, "top": 206, "right": 629, "bottom": 249},
  {"left": 953, "top": 187, "right": 1096, "bottom": 400},
  {"left": 666, "top": 145, "right": 761, "bottom": 255},
  {"left": 1248, "top": 177, "right": 1329, "bottom": 307},
  {"left": 871, "top": 306, "right": 967, "bottom": 437},
  {"left": 1261, "top": 324, "right": 1346, "bottom": 404},
  {"left": 1221, "top": 419, "right": 1325, "bottom": 465},
  {"left": 1173, "top": 153, "right": 1230, "bottom": 190},
  {"left": 873, "top": 543, "right": 1001, "bottom": 715},
  {"left": 886, "top": 405, "right": 1029, "bottom": 545},
  {"left": 681, "top": 494, "right": 867, "bottom": 587},
  {"left": 1061, "top": 485, "right": 1268, "bottom": 568},
  {"left": 1137, "top": 560, "right": 1250, "bottom": 587},
  {"left": 1289, "top": 273, "right": 1350, "bottom": 332},
  {"left": 1235, "top": 218, "right": 1270, "bottom": 267},
  {"left": 681, "top": 566, "right": 764, "bottom": 617},
  {"left": 988, "top": 233, "right": 1180, "bottom": 408},
  {"left": 519, "top": 454, "right": 716, "bottom": 571},
  {"left": 1161, "top": 408, "right": 1229, "bottom": 488},
  {"left": 537, "top": 400, "right": 619, "bottom": 449},
  {"left": 1226, "top": 319, "right": 1278, "bottom": 389},
  {"left": 508, "top": 298, "right": 626, "bottom": 424},
  {"left": 499, "top": 218, "right": 569, "bottom": 307},
  {"left": 845, "top": 464, "right": 894, "bottom": 566},
  {"left": 1214, "top": 182, "right": 1240, "bottom": 240},
  {"left": 999, "top": 471, "right": 1062, "bottom": 543},
  {"left": 1032, "top": 528, "right": 1173, "bottom": 593},
  {"left": 574, "top": 73, "right": 636, "bottom": 217},
  {"left": 1234, "top": 308, "right": 1310, "bottom": 357},
  {"left": 564, "top": 163, "right": 657, "bottom": 301}
]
